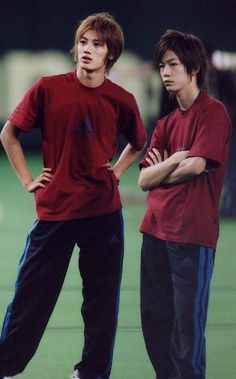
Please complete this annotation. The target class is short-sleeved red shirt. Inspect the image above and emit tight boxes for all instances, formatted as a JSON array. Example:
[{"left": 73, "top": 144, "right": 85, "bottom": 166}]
[
  {"left": 140, "top": 92, "right": 231, "bottom": 248},
  {"left": 9, "top": 71, "right": 146, "bottom": 220}
]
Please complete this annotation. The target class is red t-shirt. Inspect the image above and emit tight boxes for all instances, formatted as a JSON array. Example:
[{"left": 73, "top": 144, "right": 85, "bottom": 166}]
[
  {"left": 9, "top": 71, "right": 146, "bottom": 220},
  {"left": 140, "top": 92, "right": 231, "bottom": 248}
]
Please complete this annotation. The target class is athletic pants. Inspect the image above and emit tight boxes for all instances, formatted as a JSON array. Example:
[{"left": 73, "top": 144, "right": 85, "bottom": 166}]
[
  {"left": 141, "top": 233, "right": 215, "bottom": 379},
  {"left": 0, "top": 211, "right": 124, "bottom": 379}
]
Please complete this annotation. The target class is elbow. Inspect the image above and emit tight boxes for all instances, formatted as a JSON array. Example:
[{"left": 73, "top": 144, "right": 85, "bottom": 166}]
[
  {"left": 194, "top": 167, "right": 204, "bottom": 176},
  {"left": 0, "top": 128, "right": 10, "bottom": 149},
  {"left": 0, "top": 122, "right": 19, "bottom": 149},
  {"left": 0, "top": 128, "right": 6, "bottom": 146},
  {"left": 138, "top": 176, "right": 149, "bottom": 192},
  {"left": 138, "top": 168, "right": 162, "bottom": 191},
  {"left": 192, "top": 160, "right": 207, "bottom": 176}
]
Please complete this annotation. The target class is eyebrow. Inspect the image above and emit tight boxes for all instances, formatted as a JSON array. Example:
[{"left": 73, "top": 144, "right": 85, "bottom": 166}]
[
  {"left": 79, "top": 36, "right": 103, "bottom": 43},
  {"left": 159, "top": 57, "right": 179, "bottom": 64}
]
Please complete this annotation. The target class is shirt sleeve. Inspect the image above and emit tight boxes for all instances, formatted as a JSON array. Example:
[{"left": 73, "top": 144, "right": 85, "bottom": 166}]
[
  {"left": 8, "top": 79, "right": 43, "bottom": 133},
  {"left": 187, "top": 102, "right": 232, "bottom": 168},
  {"left": 119, "top": 94, "right": 147, "bottom": 151}
]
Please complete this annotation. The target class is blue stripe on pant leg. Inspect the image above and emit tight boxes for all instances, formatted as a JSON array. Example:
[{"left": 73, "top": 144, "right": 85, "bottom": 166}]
[
  {"left": 191, "top": 247, "right": 214, "bottom": 378},
  {"left": 0, "top": 220, "right": 39, "bottom": 341},
  {"left": 191, "top": 247, "right": 205, "bottom": 376},
  {"left": 197, "top": 248, "right": 214, "bottom": 377}
]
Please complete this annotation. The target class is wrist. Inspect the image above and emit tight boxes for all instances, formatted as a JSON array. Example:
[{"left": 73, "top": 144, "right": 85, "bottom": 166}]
[{"left": 22, "top": 177, "right": 33, "bottom": 190}]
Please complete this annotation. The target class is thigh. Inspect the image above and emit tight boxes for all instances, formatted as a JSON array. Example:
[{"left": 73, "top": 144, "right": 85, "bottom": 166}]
[
  {"left": 16, "top": 219, "right": 76, "bottom": 286},
  {"left": 141, "top": 234, "right": 172, "bottom": 289},
  {"left": 77, "top": 211, "right": 124, "bottom": 291},
  {"left": 141, "top": 234, "right": 173, "bottom": 313},
  {"left": 24, "top": 219, "right": 75, "bottom": 255},
  {"left": 0, "top": 220, "right": 77, "bottom": 342}
]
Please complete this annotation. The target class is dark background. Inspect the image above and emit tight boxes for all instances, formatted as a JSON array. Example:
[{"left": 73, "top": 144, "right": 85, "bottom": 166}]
[
  {"left": 1, "top": 0, "right": 236, "bottom": 151},
  {"left": 1, "top": 0, "right": 236, "bottom": 60}
]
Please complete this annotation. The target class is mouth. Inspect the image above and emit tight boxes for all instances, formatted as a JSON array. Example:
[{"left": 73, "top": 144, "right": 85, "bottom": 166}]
[
  {"left": 164, "top": 80, "right": 174, "bottom": 86},
  {"left": 81, "top": 56, "right": 92, "bottom": 63}
]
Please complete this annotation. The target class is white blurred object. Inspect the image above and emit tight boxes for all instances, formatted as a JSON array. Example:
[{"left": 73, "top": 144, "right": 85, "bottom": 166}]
[
  {"left": 109, "top": 51, "right": 161, "bottom": 122},
  {"left": 212, "top": 50, "right": 234, "bottom": 69}
]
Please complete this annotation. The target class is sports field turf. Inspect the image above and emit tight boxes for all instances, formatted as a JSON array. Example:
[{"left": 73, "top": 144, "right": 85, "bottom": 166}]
[{"left": 0, "top": 153, "right": 236, "bottom": 378}]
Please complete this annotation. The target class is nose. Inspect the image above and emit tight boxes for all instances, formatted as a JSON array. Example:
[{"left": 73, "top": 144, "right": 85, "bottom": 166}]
[
  {"left": 162, "top": 65, "right": 171, "bottom": 76},
  {"left": 83, "top": 42, "right": 92, "bottom": 54}
]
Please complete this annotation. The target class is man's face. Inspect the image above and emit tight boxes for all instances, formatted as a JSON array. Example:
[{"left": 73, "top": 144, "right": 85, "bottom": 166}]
[
  {"left": 159, "top": 49, "right": 191, "bottom": 93},
  {"left": 77, "top": 29, "right": 109, "bottom": 73}
]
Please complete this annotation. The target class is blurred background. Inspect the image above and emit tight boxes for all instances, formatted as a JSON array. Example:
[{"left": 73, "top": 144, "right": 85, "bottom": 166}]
[
  {"left": 1, "top": 0, "right": 236, "bottom": 141},
  {"left": 0, "top": 1, "right": 236, "bottom": 378}
]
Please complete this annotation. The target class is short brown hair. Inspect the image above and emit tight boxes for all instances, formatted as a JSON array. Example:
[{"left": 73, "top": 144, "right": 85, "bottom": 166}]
[
  {"left": 71, "top": 12, "right": 124, "bottom": 73},
  {"left": 155, "top": 30, "right": 208, "bottom": 91}
]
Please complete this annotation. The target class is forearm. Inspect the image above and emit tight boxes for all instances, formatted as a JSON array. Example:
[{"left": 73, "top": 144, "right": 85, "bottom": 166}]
[
  {"left": 139, "top": 157, "right": 178, "bottom": 191},
  {"left": 113, "top": 143, "right": 143, "bottom": 179},
  {"left": 164, "top": 157, "right": 207, "bottom": 184},
  {"left": 1, "top": 132, "right": 33, "bottom": 189},
  {"left": 1, "top": 122, "right": 34, "bottom": 189},
  {"left": 164, "top": 166, "right": 195, "bottom": 184}
]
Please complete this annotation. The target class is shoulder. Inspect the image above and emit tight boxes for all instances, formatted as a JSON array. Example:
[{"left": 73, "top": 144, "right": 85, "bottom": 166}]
[
  {"left": 25, "top": 72, "right": 75, "bottom": 100},
  {"left": 105, "top": 79, "right": 137, "bottom": 106},
  {"left": 37, "top": 71, "right": 74, "bottom": 89},
  {"left": 198, "top": 92, "right": 229, "bottom": 117},
  {"left": 155, "top": 109, "right": 177, "bottom": 128},
  {"left": 196, "top": 93, "right": 232, "bottom": 138}
]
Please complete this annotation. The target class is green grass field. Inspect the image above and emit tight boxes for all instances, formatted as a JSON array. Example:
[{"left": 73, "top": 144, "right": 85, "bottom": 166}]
[{"left": 0, "top": 153, "right": 236, "bottom": 378}]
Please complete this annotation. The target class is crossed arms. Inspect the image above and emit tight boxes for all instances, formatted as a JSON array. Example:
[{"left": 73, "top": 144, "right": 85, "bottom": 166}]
[{"left": 138, "top": 147, "right": 207, "bottom": 191}]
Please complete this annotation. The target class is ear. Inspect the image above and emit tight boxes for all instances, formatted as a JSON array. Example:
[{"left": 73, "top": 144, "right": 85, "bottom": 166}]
[
  {"left": 192, "top": 67, "right": 200, "bottom": 75},
  {"left": 108, "top": 54, "right": 114, "bottom": 61}
]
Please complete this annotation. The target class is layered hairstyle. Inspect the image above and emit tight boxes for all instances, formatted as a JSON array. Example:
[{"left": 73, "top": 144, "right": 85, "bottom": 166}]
[
  {"left": 71, "top": 12, "right": 124, "bottom": 73},
  {"left": 155, "top": 30, "right": 209, "bottom": 91}
]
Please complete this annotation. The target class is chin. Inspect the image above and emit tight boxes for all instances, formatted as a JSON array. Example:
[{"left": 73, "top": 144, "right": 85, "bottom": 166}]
[{"left": 166, "top": 87, "right": 177, "bottom": 94}]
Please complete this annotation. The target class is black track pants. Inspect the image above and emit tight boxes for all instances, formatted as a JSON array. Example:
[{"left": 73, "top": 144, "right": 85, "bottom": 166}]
[
  {"left": 0, "top": 211, "right": 124, "bottom": 379},
  {"left": 141, "top": 233, "right": 215, "bottom": 379}
]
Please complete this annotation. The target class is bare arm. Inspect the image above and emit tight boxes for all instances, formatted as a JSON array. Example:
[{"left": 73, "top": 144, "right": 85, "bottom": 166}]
[
  {"left": 139, "top": 148, "right": 188, "bottom": 191},
  {"left": 164, "top": 156, "right": 207, "bottom": 184},
  {"left": 103, "top": 143, "right": 145, "bottom": 179},
  {"left": 0, "top": 121, "right": 53, "bottom": 192},
  {"left": 139, "top": 147, "right": 206, "bottom": 191}
]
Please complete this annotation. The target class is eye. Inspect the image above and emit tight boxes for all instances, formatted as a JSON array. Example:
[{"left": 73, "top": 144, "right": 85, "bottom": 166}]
[
  {"left": 94, "top": 41, "right": 103, "bottom": 47},
  {"left": 79, "top": 39, "right": 86, "bottom": 45},
  {"left": 159, "top": 63, "right": 164, "bottom": 69}
]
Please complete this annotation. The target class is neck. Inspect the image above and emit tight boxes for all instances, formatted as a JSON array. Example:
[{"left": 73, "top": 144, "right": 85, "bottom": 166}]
[
  {"left": 176, "top": 86, "right": 200, "bottom": 111},
  {"left": 76, "top": 67, "right": 106, "bottom": 88}
]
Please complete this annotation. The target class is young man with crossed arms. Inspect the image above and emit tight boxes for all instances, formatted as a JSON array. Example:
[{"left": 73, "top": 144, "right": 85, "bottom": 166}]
[{"left": 139, "top": 30, "right": 231, "bottom": 379}]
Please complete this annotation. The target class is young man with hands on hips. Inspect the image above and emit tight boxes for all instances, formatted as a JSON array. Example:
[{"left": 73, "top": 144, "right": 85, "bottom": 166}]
[{"left": 0, "top": 13, "right": 146, "bottom": 379}]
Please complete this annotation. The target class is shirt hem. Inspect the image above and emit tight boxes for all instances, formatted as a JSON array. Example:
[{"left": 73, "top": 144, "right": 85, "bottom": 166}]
[
  {"left": 139, "top": 227, "right": 217, "bottom": 249},
  {"left": 36, "top": 206, "right": 123, "bottom": 221}
]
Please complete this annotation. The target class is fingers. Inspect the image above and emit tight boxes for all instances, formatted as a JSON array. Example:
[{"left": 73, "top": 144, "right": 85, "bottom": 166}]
[
  {"left": 102, "top": 162, "right": 113, "bottom": 171},
  {"left": 27, "top": 167, "right": 53, "bottom": 193},
  {"left": 172, "top": 150, "right": 189, "bottom": 164},
  {"left": 146, "top": 147, "right": 163, "bottom": 166},
  {"left": 28, "top": 182, "right": 46, "bottom": 193},
  {"left": 40, "top": 168, "right": 53, "bottom": 182},
  {"left": 42, "top": 167, "right": 53, "bottom": 173}
]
